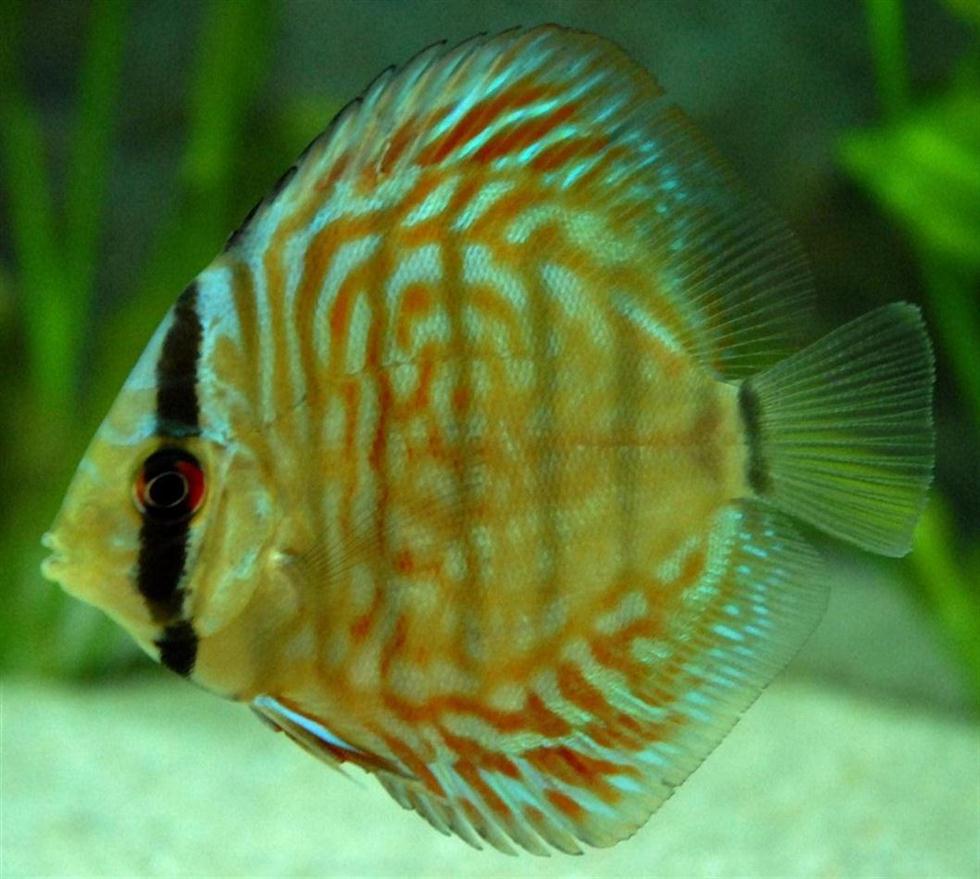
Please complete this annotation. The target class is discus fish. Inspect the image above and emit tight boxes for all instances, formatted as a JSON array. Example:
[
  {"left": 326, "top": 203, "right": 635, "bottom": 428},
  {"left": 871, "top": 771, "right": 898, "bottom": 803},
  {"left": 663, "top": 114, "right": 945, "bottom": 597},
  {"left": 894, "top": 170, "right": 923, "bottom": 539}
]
[{"left": 41, "top": 25, "right": 934, "bottom": 854}]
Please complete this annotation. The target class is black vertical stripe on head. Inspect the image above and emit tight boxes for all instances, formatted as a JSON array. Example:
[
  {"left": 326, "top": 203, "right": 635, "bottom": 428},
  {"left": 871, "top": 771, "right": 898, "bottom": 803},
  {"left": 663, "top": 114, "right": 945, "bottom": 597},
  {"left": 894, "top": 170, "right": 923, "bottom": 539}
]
[
  {"left": 137, "top": 519, "right": 189, "bottom": 623},
  {"left": 155, "top": 620, "right": 198, "bottom": 677},
  {"left": 156, "top": 282, "right": 203, "bottom": 437},
  {"left": 738, "top": 379, "right": 772, "bottom": 495},
  {"left": 135, "top": 281, "right": 204, "bottom": 674}
]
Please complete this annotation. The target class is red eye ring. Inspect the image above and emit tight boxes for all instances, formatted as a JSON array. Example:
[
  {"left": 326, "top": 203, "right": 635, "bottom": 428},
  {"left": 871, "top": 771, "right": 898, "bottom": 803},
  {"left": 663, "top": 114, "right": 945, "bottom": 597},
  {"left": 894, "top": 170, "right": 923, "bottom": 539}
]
[{"left": 134, "top": 448, "right": 206, "bottom": 522}]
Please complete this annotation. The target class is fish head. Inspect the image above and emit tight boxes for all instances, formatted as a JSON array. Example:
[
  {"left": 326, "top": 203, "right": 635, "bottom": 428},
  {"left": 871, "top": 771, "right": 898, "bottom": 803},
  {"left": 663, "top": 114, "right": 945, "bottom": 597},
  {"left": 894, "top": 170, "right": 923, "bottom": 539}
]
[
  {"left": 41, "top": 392, "right": 161, "bottom": 652},
  {"left": 40, "top": 295, "right": 281, "bottom": 665}
]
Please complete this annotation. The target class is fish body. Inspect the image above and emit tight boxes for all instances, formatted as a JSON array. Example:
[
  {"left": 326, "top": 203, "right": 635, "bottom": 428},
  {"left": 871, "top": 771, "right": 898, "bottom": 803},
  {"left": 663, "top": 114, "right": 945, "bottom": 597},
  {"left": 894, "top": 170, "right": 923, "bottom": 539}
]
[{"left": 41, "top": 26, "right": 934, "bottom": 853}]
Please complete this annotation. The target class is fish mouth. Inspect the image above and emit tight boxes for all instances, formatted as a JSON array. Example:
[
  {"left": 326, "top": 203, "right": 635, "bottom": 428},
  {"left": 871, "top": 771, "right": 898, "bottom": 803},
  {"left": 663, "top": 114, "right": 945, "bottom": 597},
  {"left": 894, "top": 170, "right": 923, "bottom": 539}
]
[{"left": 40, "top": 531, "right": 68, "bottom": 583}]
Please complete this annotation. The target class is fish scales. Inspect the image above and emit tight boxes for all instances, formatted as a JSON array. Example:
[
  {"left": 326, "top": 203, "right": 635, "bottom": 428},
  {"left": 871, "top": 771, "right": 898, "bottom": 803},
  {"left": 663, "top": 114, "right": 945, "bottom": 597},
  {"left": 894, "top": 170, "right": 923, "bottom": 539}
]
[
  {"left": 217, "top": 199, "right": 735, "bottom": 689},
  {"left": 42, "top": 25, "right": 934, "bottom": 854},
  {"left": 213, "top": 116, "right": 730, "bottom": 693}
]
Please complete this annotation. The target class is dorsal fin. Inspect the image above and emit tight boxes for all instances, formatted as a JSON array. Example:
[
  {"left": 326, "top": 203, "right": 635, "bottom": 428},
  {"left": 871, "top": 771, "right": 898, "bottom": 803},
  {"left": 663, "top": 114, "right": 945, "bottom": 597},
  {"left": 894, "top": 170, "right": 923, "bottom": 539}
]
[{"left": 225, "top": 24, "right": 812, "bottom": 376}]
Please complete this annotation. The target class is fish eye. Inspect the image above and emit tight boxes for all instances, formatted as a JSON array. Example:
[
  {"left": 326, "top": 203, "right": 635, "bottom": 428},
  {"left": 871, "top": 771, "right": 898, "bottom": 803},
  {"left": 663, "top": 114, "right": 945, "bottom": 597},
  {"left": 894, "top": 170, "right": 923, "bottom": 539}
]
[{"left": 134, "top": 448, "right": 206, "bottom": 522}]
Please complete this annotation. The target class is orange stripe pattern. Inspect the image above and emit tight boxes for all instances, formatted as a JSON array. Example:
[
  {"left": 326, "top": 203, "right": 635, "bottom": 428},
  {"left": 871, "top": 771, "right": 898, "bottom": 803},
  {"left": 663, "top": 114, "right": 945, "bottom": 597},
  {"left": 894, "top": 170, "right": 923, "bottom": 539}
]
[{"left": 177, "top": 27, "right": 822, "bottom": 852}]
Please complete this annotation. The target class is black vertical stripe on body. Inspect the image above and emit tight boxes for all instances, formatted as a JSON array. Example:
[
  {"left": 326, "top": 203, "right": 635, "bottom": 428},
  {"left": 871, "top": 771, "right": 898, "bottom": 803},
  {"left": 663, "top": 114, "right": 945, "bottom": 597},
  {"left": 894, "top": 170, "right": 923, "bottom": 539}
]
[
  {"left": 136, "top": 280, "right": 204, "bottom": 677},
  {"left": 738, "top": 379, "right": 772, "bottom": 495},
  {"left": 156, "top": 282, "right": 203, "bottom": 438}
]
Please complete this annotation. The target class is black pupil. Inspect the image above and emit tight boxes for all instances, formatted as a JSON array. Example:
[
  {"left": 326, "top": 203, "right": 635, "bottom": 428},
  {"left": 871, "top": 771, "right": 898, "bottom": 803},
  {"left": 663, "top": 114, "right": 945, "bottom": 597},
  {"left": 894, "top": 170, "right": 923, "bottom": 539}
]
[{"left": 146, "top": 470, "right": 188, "bottom": 509}]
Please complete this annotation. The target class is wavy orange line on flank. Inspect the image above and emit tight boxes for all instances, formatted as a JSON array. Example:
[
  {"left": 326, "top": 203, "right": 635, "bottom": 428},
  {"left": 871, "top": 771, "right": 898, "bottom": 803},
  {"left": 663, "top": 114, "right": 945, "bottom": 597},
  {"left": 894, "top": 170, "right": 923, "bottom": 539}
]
[
  {"left": 293, "top": 214, "right": 378, "bottom": 341},
  {"left": 391, "top": 283, "right": 436, "bottom": 356},
  {"left": 555, "top": 661, "right": 615, "bottom": 719},
  {"left": 384, "top": 689, "right": 572, "bottom": 739}
]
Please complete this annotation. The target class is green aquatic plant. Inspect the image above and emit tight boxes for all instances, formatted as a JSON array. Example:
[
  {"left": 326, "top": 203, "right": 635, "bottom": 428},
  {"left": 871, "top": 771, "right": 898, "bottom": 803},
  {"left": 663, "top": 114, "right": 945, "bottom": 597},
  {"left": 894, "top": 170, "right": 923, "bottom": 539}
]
[
  {"left": 0, "top": 0, "right": 129, "bottom": 674},
  {"left": 0, "top": 0, "right": 280, "bottom": 675},
  {"left": 840, "top": 0, "right": 980, "bottom": 706}
]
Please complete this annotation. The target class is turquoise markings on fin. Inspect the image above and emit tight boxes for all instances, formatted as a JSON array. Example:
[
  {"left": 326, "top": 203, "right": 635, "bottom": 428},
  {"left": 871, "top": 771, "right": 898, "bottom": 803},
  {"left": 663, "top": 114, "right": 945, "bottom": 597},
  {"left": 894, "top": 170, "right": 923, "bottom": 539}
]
[{"left": 252, "top": 695, "right": 363, "bottom": 757}]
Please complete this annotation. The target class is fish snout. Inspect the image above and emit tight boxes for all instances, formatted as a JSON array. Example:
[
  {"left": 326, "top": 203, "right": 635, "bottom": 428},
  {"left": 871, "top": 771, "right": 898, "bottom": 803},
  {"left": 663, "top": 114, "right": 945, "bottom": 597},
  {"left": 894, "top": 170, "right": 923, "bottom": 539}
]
[{"left": 39, "top": 530, "right": 69, "bottom": 583}]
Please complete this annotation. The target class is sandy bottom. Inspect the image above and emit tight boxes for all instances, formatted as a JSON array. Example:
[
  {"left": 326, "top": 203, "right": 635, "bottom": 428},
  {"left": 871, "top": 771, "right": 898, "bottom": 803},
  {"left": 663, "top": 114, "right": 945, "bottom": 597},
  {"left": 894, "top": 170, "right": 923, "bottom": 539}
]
[{"left": 2, "top": 675, "right": 976, "bottom": 878}]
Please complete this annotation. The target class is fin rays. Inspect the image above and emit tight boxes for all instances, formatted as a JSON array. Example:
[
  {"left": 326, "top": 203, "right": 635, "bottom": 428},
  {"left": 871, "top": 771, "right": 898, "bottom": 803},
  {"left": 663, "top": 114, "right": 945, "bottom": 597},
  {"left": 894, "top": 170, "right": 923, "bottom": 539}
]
[
  {"left": 225, "top": 25, "right": 813, "bottom": 382},
  {"left": 745, "top": 303, "right": 934, "bottom": 556}
]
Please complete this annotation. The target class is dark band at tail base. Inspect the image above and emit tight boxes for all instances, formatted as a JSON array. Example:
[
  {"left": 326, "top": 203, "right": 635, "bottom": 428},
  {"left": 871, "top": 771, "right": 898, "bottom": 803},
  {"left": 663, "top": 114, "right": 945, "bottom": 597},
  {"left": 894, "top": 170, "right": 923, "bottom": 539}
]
[{"left": 738, "top": 379, "right": 772, "bottom": 496}]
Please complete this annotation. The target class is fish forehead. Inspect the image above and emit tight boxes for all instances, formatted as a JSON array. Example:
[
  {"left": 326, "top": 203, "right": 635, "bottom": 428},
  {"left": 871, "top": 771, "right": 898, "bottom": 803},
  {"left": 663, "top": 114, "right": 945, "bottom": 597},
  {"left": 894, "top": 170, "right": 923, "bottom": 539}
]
[{"left": 42, "top": 306, "right": 176, "bottom": 574}]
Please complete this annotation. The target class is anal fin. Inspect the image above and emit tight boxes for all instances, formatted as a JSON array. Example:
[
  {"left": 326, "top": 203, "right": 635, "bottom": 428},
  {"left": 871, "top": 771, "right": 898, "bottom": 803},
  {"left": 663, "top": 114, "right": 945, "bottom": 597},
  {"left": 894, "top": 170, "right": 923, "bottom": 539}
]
[{"left": 251, "top": 695, "right": 405, "bottom": 778}]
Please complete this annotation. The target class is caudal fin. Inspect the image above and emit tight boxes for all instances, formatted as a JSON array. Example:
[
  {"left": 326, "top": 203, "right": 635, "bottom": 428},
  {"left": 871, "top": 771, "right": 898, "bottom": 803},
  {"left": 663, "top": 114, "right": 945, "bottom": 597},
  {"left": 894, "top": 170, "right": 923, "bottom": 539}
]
[{"left": 739, "top": 303, "right": 934, "bottom": 557}]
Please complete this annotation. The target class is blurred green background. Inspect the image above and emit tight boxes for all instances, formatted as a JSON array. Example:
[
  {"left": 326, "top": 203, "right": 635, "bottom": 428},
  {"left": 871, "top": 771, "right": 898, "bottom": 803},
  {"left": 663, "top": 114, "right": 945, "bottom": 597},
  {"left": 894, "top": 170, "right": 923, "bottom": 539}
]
[{"left": 0, "top": 0, "right": 977, "bottom": 714}]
